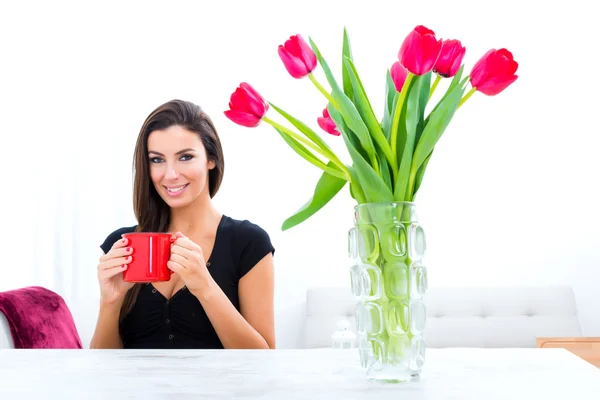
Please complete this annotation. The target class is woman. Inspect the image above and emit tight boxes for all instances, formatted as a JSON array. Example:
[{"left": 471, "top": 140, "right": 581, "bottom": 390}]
[{"left": 90, "top": 100, "right": 275, "bottom": 349}]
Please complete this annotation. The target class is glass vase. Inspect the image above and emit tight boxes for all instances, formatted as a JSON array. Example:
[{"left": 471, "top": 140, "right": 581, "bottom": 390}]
[{"left": 348, "top": 202, "right": 428, "bottom": 383}]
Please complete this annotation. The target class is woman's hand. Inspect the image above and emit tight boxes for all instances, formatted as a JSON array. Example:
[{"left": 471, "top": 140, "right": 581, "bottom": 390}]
[
  {"left": 168, "top": 232, "right": 214, "bottom": 295},
  {"left": 97, "top": 237, "right": 134, "bottom": 305}
]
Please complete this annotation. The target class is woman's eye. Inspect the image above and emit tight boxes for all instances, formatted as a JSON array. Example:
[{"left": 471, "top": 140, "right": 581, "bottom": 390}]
[
  {"left": 150, "top": 157, "right": 163, "bottom": 163},
  {"left": 180, "top": 154, "right": 194, "bottom": 161}
]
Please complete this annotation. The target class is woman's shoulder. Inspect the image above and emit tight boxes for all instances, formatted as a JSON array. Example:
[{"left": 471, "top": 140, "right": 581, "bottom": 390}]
[
  {"left": 222, "top": 215, "right": 271, "bottom": 243},
  {"left": 100, "top": 225, "right": 138, "bottom": 254},
  {"left": 221, "top": 215, "right": 275, "bottom": 277}
]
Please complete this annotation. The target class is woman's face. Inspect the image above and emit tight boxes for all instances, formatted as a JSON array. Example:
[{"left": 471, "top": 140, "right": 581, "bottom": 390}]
[{"left": 147, "top": 125, "right": 215, "bottom": 209}]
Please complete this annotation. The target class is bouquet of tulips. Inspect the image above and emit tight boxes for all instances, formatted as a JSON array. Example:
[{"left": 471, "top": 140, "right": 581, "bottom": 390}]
[{"left": 225, "top": 25, "right": 518, "bottom": 230}]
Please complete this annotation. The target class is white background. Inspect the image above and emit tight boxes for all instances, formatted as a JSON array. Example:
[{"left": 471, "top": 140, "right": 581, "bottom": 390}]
[{"left": 0, "top": 0, "right": 598, "bottom": 348}]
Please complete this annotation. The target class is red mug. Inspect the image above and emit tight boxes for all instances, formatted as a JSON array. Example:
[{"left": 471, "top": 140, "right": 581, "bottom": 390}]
[{"left": 121, "top": 232, "right": 174, "bottom": 282}]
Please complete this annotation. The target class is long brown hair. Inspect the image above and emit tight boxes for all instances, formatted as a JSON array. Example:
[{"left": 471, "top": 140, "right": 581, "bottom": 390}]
[{"left": 119, "top": 99, "right": 225, "bottom": 323}]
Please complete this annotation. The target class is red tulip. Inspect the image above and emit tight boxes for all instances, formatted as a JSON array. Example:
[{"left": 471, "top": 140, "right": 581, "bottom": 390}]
[
  {"left": 317, "top": 108, "right": 339, "bottom": 136},
  {"left": 278, "top": 34, "right": 317, "bottom": 79},
  {"left": 390, "top": 61, "right": 408, "bottom": 92},
  {"left": 433, "top": 39, "right": 466, "bottom": 78},
  {"left": 224, "top": 82, "right": 269, "bottom": 127},
  {"left": 470, "top": 49, "right": 519, "bottom": 96},
  {"left": 398, "top": 25, "right": 442, "bottom": 76}
]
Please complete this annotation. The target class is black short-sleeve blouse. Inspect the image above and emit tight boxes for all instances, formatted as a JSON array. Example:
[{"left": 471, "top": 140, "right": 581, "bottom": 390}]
[{"left": 99, "top": 215, "right": 275, "bottom": 349}]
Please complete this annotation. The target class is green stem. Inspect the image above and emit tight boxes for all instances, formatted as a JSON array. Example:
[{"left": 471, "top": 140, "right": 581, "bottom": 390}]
[
  {"left": 429, "top": 75, "right": 441, "bottom": 100},
  {"left": 406, "top": 171, "right": 416, "bottom": 201},
  {"left": 458, "top": 86, "right": 476, "bottom": 108},
  {"left": 263, "top": 117, "right": 350, "bottom": 180},
  {"left": 370, "top": 153, "right": 380, "bottom": 175},
  {"left": 308, "top": 73, "right": 338, "bottom": 109},
  {"left": 390, "top": 73, "right": 414, "bottom": 161}
]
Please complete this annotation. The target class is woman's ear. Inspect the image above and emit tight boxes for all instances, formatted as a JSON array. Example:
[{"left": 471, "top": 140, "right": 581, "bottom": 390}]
[{"left": 208, "top": 160, "right": 216, "bottom": 170}]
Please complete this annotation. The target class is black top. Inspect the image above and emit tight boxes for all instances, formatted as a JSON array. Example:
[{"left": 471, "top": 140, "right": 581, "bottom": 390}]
[{"left": 99, "top": 215, "right": 275, "bottom": 349}]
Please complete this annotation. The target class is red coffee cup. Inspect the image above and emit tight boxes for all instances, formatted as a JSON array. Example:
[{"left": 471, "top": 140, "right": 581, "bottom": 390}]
[{"left": 121, "top": 232, "right": 173, "bottom": 282}]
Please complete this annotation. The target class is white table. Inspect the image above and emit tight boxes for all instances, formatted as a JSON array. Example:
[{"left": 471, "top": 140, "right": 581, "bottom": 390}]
[{"left": 0, "top": 348, "right": 599, "bottom": 399}]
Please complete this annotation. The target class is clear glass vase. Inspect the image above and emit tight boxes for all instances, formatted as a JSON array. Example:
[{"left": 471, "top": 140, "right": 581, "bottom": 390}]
[{"left": 348, "top": 202, "right": 428, "bottom": 383}]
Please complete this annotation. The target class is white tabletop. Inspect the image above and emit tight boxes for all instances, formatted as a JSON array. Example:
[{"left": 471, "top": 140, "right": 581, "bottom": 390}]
[{"left": 0, "top": 348, "right": 599, "bottom": 399}]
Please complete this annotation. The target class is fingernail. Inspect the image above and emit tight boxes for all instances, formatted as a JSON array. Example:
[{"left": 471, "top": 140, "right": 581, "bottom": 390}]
[{"left": 126, "top": 247, "right": 132, "bottom": 252}]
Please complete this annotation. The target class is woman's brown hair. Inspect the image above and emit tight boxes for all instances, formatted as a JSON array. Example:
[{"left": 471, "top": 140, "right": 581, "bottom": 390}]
[{"left": 119, "top": 99, "right": 225, "bottom": 324}]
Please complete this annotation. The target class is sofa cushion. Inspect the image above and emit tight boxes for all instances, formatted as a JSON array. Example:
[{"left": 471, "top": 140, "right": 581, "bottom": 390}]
[
  {"left": 0, "top": 286, "right": 82, "bottom": 349},
  {"left": 304, "top": 285, "right": 581, "bottom": 348}
]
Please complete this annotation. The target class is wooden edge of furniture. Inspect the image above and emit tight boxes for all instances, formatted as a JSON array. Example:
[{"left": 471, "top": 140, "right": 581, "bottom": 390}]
[{"left": 536, "top": 337, "right": 600, "bottom": 368}]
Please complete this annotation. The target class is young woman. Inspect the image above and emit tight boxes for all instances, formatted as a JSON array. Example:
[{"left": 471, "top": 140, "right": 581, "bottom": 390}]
[{"left": 90, "top": 100, "right": 275, "bottom": 349}]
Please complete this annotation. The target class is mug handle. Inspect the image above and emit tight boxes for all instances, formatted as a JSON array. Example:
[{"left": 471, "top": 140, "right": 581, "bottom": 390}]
[{"left": 168, "top": 236, "right": 176, "bottom": 274}]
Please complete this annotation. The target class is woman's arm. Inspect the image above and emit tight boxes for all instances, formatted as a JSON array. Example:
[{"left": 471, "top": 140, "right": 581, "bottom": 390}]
[
  {"left": 89, "top": 300, "right": 124, "bottom": 349},
  {"left": 191, "top": 253, "right": 275, "bottom": 349}
]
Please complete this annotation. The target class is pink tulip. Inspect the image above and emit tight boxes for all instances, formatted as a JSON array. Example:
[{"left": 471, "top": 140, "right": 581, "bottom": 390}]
[
  {"left": 433, "top": 39, "right": 466, "bottom": 78},
  {"left": 278, "top": 34, "right": 317, "bottom": 79},
  {"left": 224, "top": 82, "right": 269, "bottom": 127},
  {"left": 317, "top": 108, "right": 339, "bottom": 136},
  {"left": 390, "top": 61, "right": 408, "bottom": 92},
  {"left": 398, "top": 25, "right": 442, "bottom": 76},
  {"left": 470, "top": 49, "right": 519, "bottom": 96}
]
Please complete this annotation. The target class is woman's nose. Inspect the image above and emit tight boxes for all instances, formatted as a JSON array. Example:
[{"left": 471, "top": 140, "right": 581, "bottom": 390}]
[{"left": 165, "top": 164, "right": 179, "bottom": 179}]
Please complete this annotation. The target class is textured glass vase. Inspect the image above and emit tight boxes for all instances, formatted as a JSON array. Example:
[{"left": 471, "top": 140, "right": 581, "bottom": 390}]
[{"left": 348, "top": 202, "right": 428, "bottom": 383}]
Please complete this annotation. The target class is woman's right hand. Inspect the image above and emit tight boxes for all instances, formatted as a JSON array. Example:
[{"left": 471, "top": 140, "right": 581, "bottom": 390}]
[{"left": 97, "top": 237, "right": 134, "bottom": 305}]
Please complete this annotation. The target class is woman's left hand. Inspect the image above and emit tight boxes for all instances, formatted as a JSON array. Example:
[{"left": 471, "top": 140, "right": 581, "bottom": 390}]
[{"left": 168, "top": 232, "right": 213, "bottom": 294}]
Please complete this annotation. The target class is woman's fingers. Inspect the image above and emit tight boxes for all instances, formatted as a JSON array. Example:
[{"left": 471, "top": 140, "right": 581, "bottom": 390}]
[
  {"left": 98, "top": 256, "right": 131, "bottom": 271},
  {"left": 99, "top": 265, "right": 128, "bottom": 281}
]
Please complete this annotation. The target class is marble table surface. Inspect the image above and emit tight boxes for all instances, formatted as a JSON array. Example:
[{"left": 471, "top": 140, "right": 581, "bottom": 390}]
[{"left": 0, "top": 348, "right": 599, "bottom": 399}]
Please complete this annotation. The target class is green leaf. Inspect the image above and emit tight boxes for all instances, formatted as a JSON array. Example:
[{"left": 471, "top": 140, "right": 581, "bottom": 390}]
[
  {"left": 382, "top": 70, "right": 397, "bottom": 140},
  {"left": 342, "top": 27, "right": 354, "bottom": 100},
  {"left": 411, "top": 81, "right": 464, "bottom": 176},
  {"left": 274, "top": 127, "right": 348, "bottom": 181},
  {"left": 281, "top": 163, "right": 348, "bottom": 230},
  {"left": 391, "top": 76, "right": 417, "bottom": 173},
  {"left": 269, "top": 102, "right": 336, "bottom": 159},
  {"left": 415, "top": 72, "right": 432, "bottom": 144},
  {"left": 342, "top": 56, "right": 395, "bottom": 168},
  {"left": 394, "top": 75, "right": 425, "bottom": 201},
  {"left": 412, "top": 150, "right": 432, "bottom": 199},
  {"left": 377, "top": 150, "right": 392, "bottom": 190},
  {"left": 328, "top": 104, "right": 393, "bottom": 203},
  {"left": 425, "top": 65, "right": 464, "bottom": 123},
  {"left": 309, "top": 38, "right": 376, "bottom": 162},
  {"left": 347, "top": 166, "right": 366, "bottom": 203}
]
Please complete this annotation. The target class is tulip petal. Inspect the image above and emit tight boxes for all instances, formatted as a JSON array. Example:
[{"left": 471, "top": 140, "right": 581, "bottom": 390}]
[
  {"left": 399, "top": 25, "right": 441, "bottom": 75},
  {"left": 469, "top": 49, "right": 495, "bottom": 88},
  {"left": 278, "top": 45, "right": 309, "bottom": 78},
  {"left": 434, "top": 40, "right": 465, "bottom": 77},
  {"left": 228, "top": 87, "right": 253, "bottom": 114},
  {"left": 296, "top": 34, "right": 317, "bottom": 72},
  {"left": 391, "top": 61, "right": 408, "bottom": 92},
  {"left": 476, "top": 75, "right": 518, "bottom": 96},
  {"left": 239, "top": 82, "right": 268, "bottom": 117},
  {"left": 318, "top": 116, "right": 340, "bottom": 136},
  {"left": 224, "top": 110, "right": 261, "bottom": 127}
]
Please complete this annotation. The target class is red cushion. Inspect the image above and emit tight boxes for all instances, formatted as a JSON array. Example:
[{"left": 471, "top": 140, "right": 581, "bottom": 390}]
[{"left": 0, "top": 286, "right": 82, "bottom": 349}]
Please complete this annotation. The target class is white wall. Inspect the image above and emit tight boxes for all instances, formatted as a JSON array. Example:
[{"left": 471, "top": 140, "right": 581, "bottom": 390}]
[{"left": 0, "top": 0, "right": 598, "bottom": 348}]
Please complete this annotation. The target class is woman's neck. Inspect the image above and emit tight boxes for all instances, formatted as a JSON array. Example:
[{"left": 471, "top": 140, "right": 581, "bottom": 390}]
[{"left": 168, "top": 193, "right": 222, "bottom": 238}]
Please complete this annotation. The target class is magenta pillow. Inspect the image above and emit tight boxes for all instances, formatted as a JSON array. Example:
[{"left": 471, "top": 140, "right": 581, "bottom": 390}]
[{"left": 0, "top": 286, "right": 82, "bottom": 349}]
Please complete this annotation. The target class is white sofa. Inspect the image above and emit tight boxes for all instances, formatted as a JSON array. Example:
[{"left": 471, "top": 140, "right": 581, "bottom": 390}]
[
  {"left": 2, "top": 286, "right": 582, "bottom": 349},
  {"left": 304, "top": 285, "right": 582, "bottom": 348}
]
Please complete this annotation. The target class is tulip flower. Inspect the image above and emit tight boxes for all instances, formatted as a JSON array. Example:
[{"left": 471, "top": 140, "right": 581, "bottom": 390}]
[
  {"left": 390, "top": 61, "right": 408, "bottom": 92},
  {"left": 278, "top": 34, "right": 317, "bottom": 79},
  {"left": 469, "top": 49, "right": 519, "bottom": 96},
  {"left": 317, "top": 108, "right": 340, "bottom": 136},
  {"left": 224, "top": 82, "right": 269, "bottom": 128},
  {"left": 433, "top": 39, "right": 466, "bottom": 78},
  {"left": 398, "top": 25, "right": 442, "bottom": 76}
]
